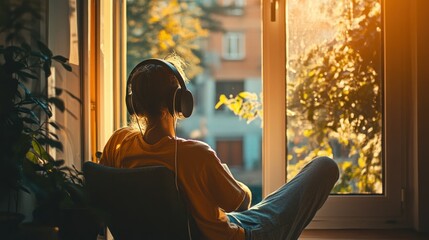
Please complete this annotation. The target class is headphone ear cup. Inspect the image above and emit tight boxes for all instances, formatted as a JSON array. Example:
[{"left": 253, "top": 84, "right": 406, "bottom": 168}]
[
  {"left": 126, "top": 83, "right": 135, "bottom": 115},
  {"left": 126, "top": 94, "right": 133, "bottom": 115},
  {"left": 174, "top": 88, "right": 193, "bottom": 118}
]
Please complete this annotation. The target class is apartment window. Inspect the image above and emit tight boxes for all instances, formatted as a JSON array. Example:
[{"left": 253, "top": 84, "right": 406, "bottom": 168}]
[
  {"left": 216, "top": 138, "right": 243, "bottom": 167},
  {"left": 222, "top": 32, "right": 245, "bottom": 60},
  {"left": 222, "top": 0, "right": 246, "bottom": 15}
]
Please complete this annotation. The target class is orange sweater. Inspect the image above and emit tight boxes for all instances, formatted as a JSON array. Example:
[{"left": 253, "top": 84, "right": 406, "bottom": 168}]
[{"left": 100, "top": 127, "right": 246, "bottom": 240}]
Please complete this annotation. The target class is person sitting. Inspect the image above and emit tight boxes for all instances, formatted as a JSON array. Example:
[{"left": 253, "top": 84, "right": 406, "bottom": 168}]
[{"left": 99, "top": 55, "right": 339, "bottom": 240}]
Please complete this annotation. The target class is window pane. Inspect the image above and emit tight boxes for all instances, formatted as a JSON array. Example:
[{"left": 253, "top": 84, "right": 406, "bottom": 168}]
[
  {"left": 286, "top": 0, "right": 383, "bottom": 194},
  {"left": 126, "top": 0, "right": 262, "bottom": 204},
  {"left": 223, "top": 32, "right": 245, "bottom": 60}
]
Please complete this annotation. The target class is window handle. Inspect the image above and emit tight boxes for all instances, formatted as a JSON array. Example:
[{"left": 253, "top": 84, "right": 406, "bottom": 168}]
[{"left": 271, "top": 0, "right": 278, "bottom": 22}]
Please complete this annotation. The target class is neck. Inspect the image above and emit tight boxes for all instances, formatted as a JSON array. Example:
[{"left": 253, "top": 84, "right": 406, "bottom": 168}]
[{"left": 143, "top": 116, "right": 175, "bottom": 144}]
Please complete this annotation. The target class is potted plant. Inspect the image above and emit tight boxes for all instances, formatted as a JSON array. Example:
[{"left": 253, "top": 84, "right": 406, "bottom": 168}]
[{"left": 0, "top": 1, "right": 98, "bottom": 239}]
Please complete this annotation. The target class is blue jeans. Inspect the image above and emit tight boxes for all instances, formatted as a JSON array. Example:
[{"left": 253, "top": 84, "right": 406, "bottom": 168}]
[{"left": 227, "top": 157, "right": 339, "bottom": 240}]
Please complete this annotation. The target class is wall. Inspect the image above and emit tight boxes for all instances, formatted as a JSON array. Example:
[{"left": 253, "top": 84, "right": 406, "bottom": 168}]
[
  {"left": 414, "top": 0, "right": 429, "bottom": 232},
  {"left": 48, "top": 0, "right": 84, "bottom": 168}
]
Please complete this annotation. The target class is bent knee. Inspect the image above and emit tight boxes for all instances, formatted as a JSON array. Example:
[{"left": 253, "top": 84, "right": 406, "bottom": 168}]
[{"left": 312, "top": 156, "right": 339, "bottom": 181}]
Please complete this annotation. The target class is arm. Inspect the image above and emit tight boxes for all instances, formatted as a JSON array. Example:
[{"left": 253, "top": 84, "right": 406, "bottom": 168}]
[
  {"left": 221, "top": 163, "right": 252, "bottom": 211},
  {"left": 236, "top": 181, "right": 252, "bottom": 212}
]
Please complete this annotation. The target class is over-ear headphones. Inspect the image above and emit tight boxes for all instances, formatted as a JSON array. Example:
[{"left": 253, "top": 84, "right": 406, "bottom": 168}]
[{"left": 126, "top": 58, "right": 194, "bottom": 118}]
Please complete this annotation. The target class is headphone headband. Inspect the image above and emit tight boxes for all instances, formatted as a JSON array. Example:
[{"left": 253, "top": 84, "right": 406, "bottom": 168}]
[{"left": 126, "top": 58, "right": 194, "bottom": 118}]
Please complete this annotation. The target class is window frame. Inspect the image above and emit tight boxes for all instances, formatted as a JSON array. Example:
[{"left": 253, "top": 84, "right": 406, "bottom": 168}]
[
  {"left": 262, "top": 0, "right": 409, "bottom": 228},
  {"left": 222, "top": 0, "right": 246, "bottom": 15},
  {"left": 94, "top": 0, "right": 416, "bottom": 230},
  {"left": 222, "top": 31, "right": 246, "bottom": 60}
]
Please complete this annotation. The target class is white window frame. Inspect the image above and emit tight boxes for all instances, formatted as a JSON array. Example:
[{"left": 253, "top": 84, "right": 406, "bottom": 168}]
[{"left": 222, "top": 32, "right": 246, "bottom": 60}]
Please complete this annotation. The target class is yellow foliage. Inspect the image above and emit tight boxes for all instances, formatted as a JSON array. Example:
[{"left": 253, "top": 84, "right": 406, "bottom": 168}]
[
  {"left": 293, "top": 146, "right": 307, "bottom": 155},
  {"left": 303, "top": 129, "right": 314, "bottom": 137},
  {"left": 358, "top": 154, "right": 366, "bottom": 168},
  {"left": 341, "top": 161, "right": 353, "bottom": 171},
  {"left": 158, "top": 30, "right": 175, "bottom": 50},
  {"left": 215, "top": 94, "right": 228, "bottom": 109}
]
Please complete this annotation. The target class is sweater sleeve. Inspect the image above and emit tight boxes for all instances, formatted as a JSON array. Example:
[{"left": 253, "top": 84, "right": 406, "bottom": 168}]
[{"left": 203, "top": 152, "right": 246, "bottom": 213}]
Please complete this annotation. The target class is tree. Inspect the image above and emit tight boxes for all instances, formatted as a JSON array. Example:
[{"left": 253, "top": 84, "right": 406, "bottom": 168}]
[{"left": 127, "top": 0, "right": 209, "bottom": 78}]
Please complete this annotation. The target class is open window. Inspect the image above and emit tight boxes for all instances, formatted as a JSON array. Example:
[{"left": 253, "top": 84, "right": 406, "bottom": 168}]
[
  {"left": 93, "top": 0, "right": 411, "bottom": 229},
  {"left": 263, "top": 0, "right": 408, "bottom": 228}
]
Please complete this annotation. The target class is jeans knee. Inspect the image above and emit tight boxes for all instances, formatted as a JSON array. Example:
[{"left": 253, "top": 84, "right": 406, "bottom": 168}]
[{"left": 312, "top": 156, "right": 339, "bottom": 182}]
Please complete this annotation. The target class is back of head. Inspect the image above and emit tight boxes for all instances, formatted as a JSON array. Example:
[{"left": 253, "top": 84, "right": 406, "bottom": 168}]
[{"left": 130, "top": 63, "right": 179, "bottom": 119}]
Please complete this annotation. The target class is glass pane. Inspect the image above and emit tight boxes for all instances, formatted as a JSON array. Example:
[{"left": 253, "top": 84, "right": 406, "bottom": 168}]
[
  {"left": 126, "top": 0, "right": 262, "bottom": 204},
  {"left": 286, "top": 0, "right": 383, "bottom": 194}
]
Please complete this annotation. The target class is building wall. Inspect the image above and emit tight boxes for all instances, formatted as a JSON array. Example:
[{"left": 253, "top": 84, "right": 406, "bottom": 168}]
[{"left": 178, "top": 0, "right": 262, "bottom": 174}]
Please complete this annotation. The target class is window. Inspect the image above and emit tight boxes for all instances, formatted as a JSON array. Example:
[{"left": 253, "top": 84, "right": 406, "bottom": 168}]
[
  {"left": 222, "top": 0, "right": 246, "bottom": 15},
  {"left": 222, "top": 32, "right": 245, "bottom": 60},
  {"left": 286, "top": 0, "right": 383, "bottom": 194},
  {"left": 216, "top": 138, "right": 243, "bottom": 167},
  {"left": 98, "top": 0, "right": 411, "bottom": 229},
  {"left": 263, "top": 0, "right": 406, "bottom": 228}
]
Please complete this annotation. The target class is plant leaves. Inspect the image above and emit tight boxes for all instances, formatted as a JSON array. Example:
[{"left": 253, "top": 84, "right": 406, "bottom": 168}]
[
  {"left": 16, "top": 107, "right": 40, "bottom": 123},
  {"left": 21, "top": 117, "right": 39, "bottom": 125},
  {"left": 17, "top": 70, "right": 38, "bottom": 80},
  {"left": 53, "top": 159, "right": 65, "bottom": 167},
  {"left": 48, "top": 121, "right": 60, "bottom": 130},
  {"left": 37, "top": 40, "right": 53, "bottom": 58},
  {"left": 31, "top": 139, "right": 52, "bottom": 162},
  {"left": 61, "top": 62, "right": 72, "bottom": 72},
  {"left": 43, "top": 59, "right": 52, "bottom": 77},
  {"left": 52, "top": 55, "right": 68, "bottom": 63},
  {"left": 21, "top": 42, "right": 31, "bottom": 52},
  {"left": 37, "top": 138, "right": 63, "bottom": 151},
  {"left": 55, "top": 87, "right": 81, "bottom": 103},
  {"left": 32, "top": 98, "right": 52, "bottom": 118},
  {"left": 48, "top": 97, "right": 65, "bottom": 112}
]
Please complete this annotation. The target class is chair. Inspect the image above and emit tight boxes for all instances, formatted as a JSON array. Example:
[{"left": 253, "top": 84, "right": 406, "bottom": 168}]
[{"left": 83, "top": 161, "right": 198, "bottom": 240}]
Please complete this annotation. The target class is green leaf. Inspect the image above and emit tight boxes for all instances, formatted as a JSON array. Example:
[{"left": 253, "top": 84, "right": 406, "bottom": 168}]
[
  {"left": 48, "top": 131, "right": 59, "bottom": 140},
  {"left": 32, "top": 98, "right": 53, "bottom": 118},
  {"left": 17, "top": 70, "right": 38, "bottom": 80},
  {"left": 37, "top": 138, "right": 63, "bottom": 151},
  {"left": 21, "top": 42, "right": 32, "bottom": 52},
  {"left": 37, "top": 40, "right": 53, "bottom": 58},
  {"left": 61, "top": 62, "right": 72, "bottom": 72},
  {"left": 26, "top": 151, "right": 39, "bottom": 164},
  {"left": 52, "top": 55, "right": 68, "bottom": 63},
  {"left": 49, "top": 121, "right": 60, "bottom": 130},
  {"left": 31, "top": 139, "right": 51, "bottom": 161},
  {"left": 53, "top": 159, "right": 65, "bottom": 167},
  {"left": 21, "top": 117, "right": 39, "bottom": 125},
  {"left": 56, "top": 87, "right": 81, "bottom": 103},
  {"left": 43, "top": 59, "right": 52, "bottom": 77},
  {"left": 48, "top": 97, "right": 65, "bottom": 112},
  {"left": 16, "top": 107, "right": 40, "bottom": 123}
]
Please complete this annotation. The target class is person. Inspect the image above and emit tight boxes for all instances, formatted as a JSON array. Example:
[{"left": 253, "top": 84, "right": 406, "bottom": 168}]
[{"left": 100, "top": 56, "right": 339, "bottom": 240}]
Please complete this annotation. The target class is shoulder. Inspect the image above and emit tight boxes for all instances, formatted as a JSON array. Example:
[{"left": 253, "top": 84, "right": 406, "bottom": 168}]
[
  {"left": 105, "top": 127, "right": 139, "bottom": 147},
  {"left": 179, "top": 138, "right": 214, "bottom": 153},
  {"left": 177, "top": 138, "right": 220, "bottom": 164},
  {"left": 112, "top": 126, "right": 136, "bottom": 137}
]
